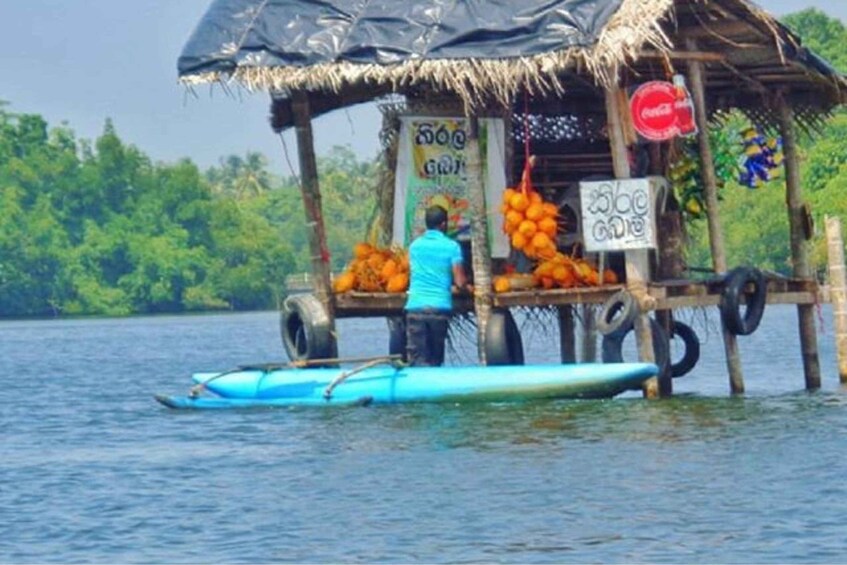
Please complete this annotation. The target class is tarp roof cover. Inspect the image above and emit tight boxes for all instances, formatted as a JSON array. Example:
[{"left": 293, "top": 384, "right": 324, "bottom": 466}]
[{"left": 178, "top": 0, "right": 623, "bottom": 79}]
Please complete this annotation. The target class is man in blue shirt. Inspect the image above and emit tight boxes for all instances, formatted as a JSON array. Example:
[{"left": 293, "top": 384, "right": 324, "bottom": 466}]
[{"left": 405, "top": 205, "right": 471, "bottom": 366}]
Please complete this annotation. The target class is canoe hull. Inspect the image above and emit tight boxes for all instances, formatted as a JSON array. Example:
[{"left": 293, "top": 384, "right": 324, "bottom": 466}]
[{"left": 155, "top": 362, "right": 658, "bottom": 409}]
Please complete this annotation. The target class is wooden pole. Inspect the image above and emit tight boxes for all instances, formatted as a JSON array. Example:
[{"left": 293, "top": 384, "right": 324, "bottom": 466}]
[
  {"left": 558, "top": 306, "right": 577, "bottom": 363},
  {"left": 686, "top": 38, "right": 744, "bottom": 394},
  {"left": 778, "top": 98, "right": 821, "bottom": 389},
  {"left": 604, "top": 86, "right": 659, "bottom": 399},
  {"left": 465, "top": 116, "right": 494, "bottom": 364},
  {"left": 825, "top": 215, "right": 847, "bottom": 382},
  {"left": 579, "top": 304, "right": 597, "bottom": 362},
  {"left": 291, "top": 91, "right": 337, "bottom": 354}
]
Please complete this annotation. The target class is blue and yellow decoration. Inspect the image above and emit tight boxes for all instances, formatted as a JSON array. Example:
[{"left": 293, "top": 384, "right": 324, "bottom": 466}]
[{"left": 738, "top": 127, "right": 784, "bottom": 189}]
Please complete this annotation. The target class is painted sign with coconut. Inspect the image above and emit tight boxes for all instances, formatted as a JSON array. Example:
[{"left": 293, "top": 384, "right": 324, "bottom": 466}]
[{"left": 393, "top": 117, "right": 509, "bottom": 257}]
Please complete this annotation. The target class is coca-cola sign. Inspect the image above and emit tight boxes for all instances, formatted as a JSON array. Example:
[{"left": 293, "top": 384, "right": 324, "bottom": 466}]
[{"left": 629, "top": 81, "right": 697, "bottom": 141}]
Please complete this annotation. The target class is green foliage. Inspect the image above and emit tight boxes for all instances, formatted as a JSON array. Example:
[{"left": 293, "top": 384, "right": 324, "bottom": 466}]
[
  {"left": 683, "top": 10, "right": 847, "bottom": 278},
  {"left": 0, "top": 106, "right": 365, "bottom": 317},
  {"left": 782, "top": 9, "right": 847, "bottom": 73}
]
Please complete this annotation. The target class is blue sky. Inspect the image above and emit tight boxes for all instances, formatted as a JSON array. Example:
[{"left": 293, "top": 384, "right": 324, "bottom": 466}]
[{"left": 1, "top": 0, "right": 845, "bottom": 174}]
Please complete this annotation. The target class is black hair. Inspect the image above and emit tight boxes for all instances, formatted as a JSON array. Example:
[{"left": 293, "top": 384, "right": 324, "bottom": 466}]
[{"left": 425, "top": 205, "right": 448, "bottom": 230}]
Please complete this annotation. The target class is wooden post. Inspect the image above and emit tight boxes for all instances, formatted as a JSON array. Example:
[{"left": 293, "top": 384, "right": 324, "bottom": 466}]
[
  {"left": 291, "top": 91, "right": 337, "bottom": 353},
  {"left": 465, "top": 116, "right": 494, "bottom": 363},
  {"left": 826, "top": 215, "right": 847, "bottom": 382},
  {"left": 604, "top": 86, "right": 659, "bottom": 398},
  {"left": 580, "top": 304, "right": 597, "bottom": 362},
  {"left": 778, "top": 98, "right": 821, "bottom": 389},
  {"left": 686, "top": 38, "right": 744, "bottom": 394},
  {"left": 558, "top": 306, "right": 577, "bottom": 363}
]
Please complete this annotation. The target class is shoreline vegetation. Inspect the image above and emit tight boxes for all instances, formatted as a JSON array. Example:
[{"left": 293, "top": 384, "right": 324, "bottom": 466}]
[{"left": 1, "top": 8, "right": 845, "bottom": 320}]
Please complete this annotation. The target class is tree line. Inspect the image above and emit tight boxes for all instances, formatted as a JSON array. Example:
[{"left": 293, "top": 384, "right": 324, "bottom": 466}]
[
  {"left": 0, "top": 105, "right": 378, "bottom": 317},
  {"left": 1, "top": 8, "right": 845, "bottom": 318}
]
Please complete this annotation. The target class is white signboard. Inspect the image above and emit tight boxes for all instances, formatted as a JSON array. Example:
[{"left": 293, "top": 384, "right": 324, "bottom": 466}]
[
  {"left": 392, "top": 116, "right": 509, "bottom": 258},
  {"left": 579, "top": 178, "right": 659, "bottom": 252}
]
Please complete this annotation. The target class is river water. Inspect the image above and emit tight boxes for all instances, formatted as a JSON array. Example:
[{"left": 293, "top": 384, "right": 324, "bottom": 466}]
[{"left": 2, "top": 305, "right": 847, "bottom": 563}]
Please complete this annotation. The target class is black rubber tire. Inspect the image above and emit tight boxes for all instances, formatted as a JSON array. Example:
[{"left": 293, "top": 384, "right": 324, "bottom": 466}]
[
  {"left": 596, "top": 290, "right": 639, "bottom": 339},
  {"left": 720, "top": 267, "right": 767, "bottom": 336},
  {"left": 485, "top": 309, "right": 525, "bottom": 365},
  {"left": 387, "top": 316, "right": 407, "bottom": 361},
  {"left": 280, "top": 294, "right": 337, "bottom": 364},
  {"left": 601, "top": 316, "right": 670, "bottom": 375},
  {"left": 669, "top": 320, "right": 700, "bottom": 378}
]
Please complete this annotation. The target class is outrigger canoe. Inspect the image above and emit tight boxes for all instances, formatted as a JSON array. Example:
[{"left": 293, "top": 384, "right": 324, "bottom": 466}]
[{"left": 154, "top": 360, "right": 658, "bottom": 409}]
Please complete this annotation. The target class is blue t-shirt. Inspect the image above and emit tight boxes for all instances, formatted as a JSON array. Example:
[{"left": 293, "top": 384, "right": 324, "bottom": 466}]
[{"left": 405, "top": 229, "right": 463, "bottom": 312}]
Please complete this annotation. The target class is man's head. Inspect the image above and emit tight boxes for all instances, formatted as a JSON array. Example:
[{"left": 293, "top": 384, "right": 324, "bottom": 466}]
[{"left": 425, "top": 205, "right": 448, "bottom": 231}]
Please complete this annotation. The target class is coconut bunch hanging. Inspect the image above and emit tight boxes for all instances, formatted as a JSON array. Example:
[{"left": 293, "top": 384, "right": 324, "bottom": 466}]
[
  {"left": 333, "top": 242, "right": 410, "bottom": 293},
  {"left": 500, "top": 156, "right": 560, "bottom": 261}
]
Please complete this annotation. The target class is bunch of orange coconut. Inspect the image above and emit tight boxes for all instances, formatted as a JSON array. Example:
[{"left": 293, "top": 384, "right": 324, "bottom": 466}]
[
  {"left": 333, "top": 243, "right": 410, "bottom": 294},
  {"left": 501, "top": 187, "right": 559, "bottom": 261},
  {"left": 494, "top": 159, "right": 617, "bottom": 293}
]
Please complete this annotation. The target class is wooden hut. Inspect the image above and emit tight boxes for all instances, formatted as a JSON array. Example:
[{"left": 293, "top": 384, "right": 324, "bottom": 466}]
[{"left": 179, "top": 0, "right": 847, "bottom": 396}]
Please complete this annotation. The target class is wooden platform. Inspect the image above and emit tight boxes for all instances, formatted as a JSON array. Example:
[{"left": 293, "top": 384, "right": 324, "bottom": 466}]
[{"left": 332, "top": 276, "right": 824, "bottom": 318}]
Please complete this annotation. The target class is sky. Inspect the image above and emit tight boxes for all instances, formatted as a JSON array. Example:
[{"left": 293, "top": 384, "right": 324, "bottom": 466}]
[{"left": 1, "top": 0, "right": 846, "bottom": 175}]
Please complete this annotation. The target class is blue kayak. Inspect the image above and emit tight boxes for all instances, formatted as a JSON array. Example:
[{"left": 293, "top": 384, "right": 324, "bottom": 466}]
[{"left": 154, "top": 361, "right": 658, "bottom": 409}]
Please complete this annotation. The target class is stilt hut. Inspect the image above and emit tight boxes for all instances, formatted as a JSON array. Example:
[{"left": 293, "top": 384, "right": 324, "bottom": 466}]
[{"left": 179, "top": 0, "right": 846, "bottom": 396}]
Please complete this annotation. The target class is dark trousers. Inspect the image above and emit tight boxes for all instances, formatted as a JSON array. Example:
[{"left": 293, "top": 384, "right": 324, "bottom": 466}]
[{"left": 406, "top": 310, "right": 451, "bottom": 367}]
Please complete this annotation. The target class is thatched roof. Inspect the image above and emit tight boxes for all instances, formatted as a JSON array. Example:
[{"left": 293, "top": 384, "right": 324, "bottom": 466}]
[{"left": 179, "top": 0, "right": 846, "bottom": 128}]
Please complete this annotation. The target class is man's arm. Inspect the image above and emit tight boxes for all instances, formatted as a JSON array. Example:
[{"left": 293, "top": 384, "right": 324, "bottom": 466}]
[{"left": 452, "top": 262, "right": 468, "bottom": 287}]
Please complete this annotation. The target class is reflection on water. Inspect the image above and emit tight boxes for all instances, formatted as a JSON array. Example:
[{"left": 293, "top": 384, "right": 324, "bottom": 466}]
[{"left": 1, "top": 306, "right": 847, "bottom": 562}]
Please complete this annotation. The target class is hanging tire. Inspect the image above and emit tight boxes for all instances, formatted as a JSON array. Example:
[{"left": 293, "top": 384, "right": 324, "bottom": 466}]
[
  {"left": 485, "top": 309, "right": 524, "bottom": 365},
  {"left": 720, "top": 267, "right": 767, "bottom": 336},
  {"left": 387, "top": 316, "right": 406, "bottom": 361},
  {"left": 280, "top": 294, "right": 337, "bottom": 363},
  {"left": 601, "top": 316, "right": 670, "bottom": 375},
  {"left": 670, "top": 320, "right": 700, "bottom": 378},
  {"left": 596, "top": 290, "right": 639, "bottom": 339}
]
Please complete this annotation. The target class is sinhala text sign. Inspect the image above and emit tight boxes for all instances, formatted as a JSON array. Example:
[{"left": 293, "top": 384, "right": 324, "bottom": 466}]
[
  {"left": 579, "top": 178, "right": 658, "bottom": 252},
  {"left": 393, "top": 117, "right": 509, "bottom": 257}
]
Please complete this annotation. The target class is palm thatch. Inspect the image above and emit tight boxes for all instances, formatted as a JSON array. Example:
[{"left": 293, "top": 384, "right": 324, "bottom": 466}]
[{"left": 181, "top": 0, "right": 845, "bottom": 123}]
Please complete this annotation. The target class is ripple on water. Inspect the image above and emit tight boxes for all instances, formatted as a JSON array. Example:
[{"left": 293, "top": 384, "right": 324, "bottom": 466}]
[{"left": 2, "top": 308, "right": 847, "bottom": 562}]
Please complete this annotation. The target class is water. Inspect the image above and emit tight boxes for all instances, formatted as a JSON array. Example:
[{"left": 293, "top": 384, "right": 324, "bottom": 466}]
[{"left": 2, "top": 305, "right": 847, "bottom": 563}]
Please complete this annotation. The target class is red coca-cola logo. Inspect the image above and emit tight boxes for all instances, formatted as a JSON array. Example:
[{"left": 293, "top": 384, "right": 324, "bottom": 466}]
[{"left": 630, "top": 81, "right": 697, "bottom": 141}]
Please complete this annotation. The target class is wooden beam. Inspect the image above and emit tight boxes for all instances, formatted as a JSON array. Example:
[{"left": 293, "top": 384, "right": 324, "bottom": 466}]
[
  {"left": 638, "top": 49, "right": 726, "bottom": 63},
  {"left": 604, "top": 86, "right": 660, "bottom": 398},
  {"left": 687, "top": 38, "right": 745, "bottom": 395},
  {"left": 825, "top": 216, "right": 847, "bottom": 382},
  {"left": 465, "top": 116, "right": 494, "bottom": 364},
  {"left": 778, "top": 97, "right": 822, "bottom": 390},
  {"left": 291, "top": 91, "right": 337, "bottom": 355}
]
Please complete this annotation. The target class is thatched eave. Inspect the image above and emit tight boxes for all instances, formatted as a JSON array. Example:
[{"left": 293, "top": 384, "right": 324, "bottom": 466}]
[{"left": 180, "top": 0, "right": 847, "bottom": 130}]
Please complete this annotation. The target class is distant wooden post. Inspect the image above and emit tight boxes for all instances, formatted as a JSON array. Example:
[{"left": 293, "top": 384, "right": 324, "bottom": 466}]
[
  {"left": 604, "top": 86, "right": 659, "bottom": 398},
  {"left": 465, "top": 116, "right": 494, "bottom": 363},
  {"left": 778, "top": 98, "right": 821, "bottom": 389},
  {"left": 291, "top": 91, "right": 337, "bottom": 351},
  {"left": 825, "top": 215, "right": 847, "bottom": 382},
  {"left": 559, "top": 306, "right": 577, "bottom": 363},
  {"left": 686, "top": 38, "right": 744, "bottom": 394},
  {"left": 580, "top": 304, "right": 597, "bottom": 362}
]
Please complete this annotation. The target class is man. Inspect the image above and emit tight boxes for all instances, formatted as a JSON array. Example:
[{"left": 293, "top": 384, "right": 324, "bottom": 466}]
[{"left": 405, "top": 204, "right": 471, "bottom": 366}]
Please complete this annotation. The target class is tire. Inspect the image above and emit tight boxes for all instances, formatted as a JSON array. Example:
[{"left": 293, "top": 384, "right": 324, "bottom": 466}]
[
  {"left": 280, "top": 294, "right": 337, "bottom": 364},
  {"left": 596, "top": 290, "right": 639, "bottom": 339},
  {"left": 720, "top": 267, "right": 767, "bottom": 336},
  {"left": 669, "top": 320, "right": 700, "bottom": 378},
  {"left": 387, "top": 316, "right": 406, "bottom": 361},
  {"left": 601, "top": 316, "right": 670, "bottom": 375},
  {"left": 485, "top": 309, "right": 525, "bottom": 366}
]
